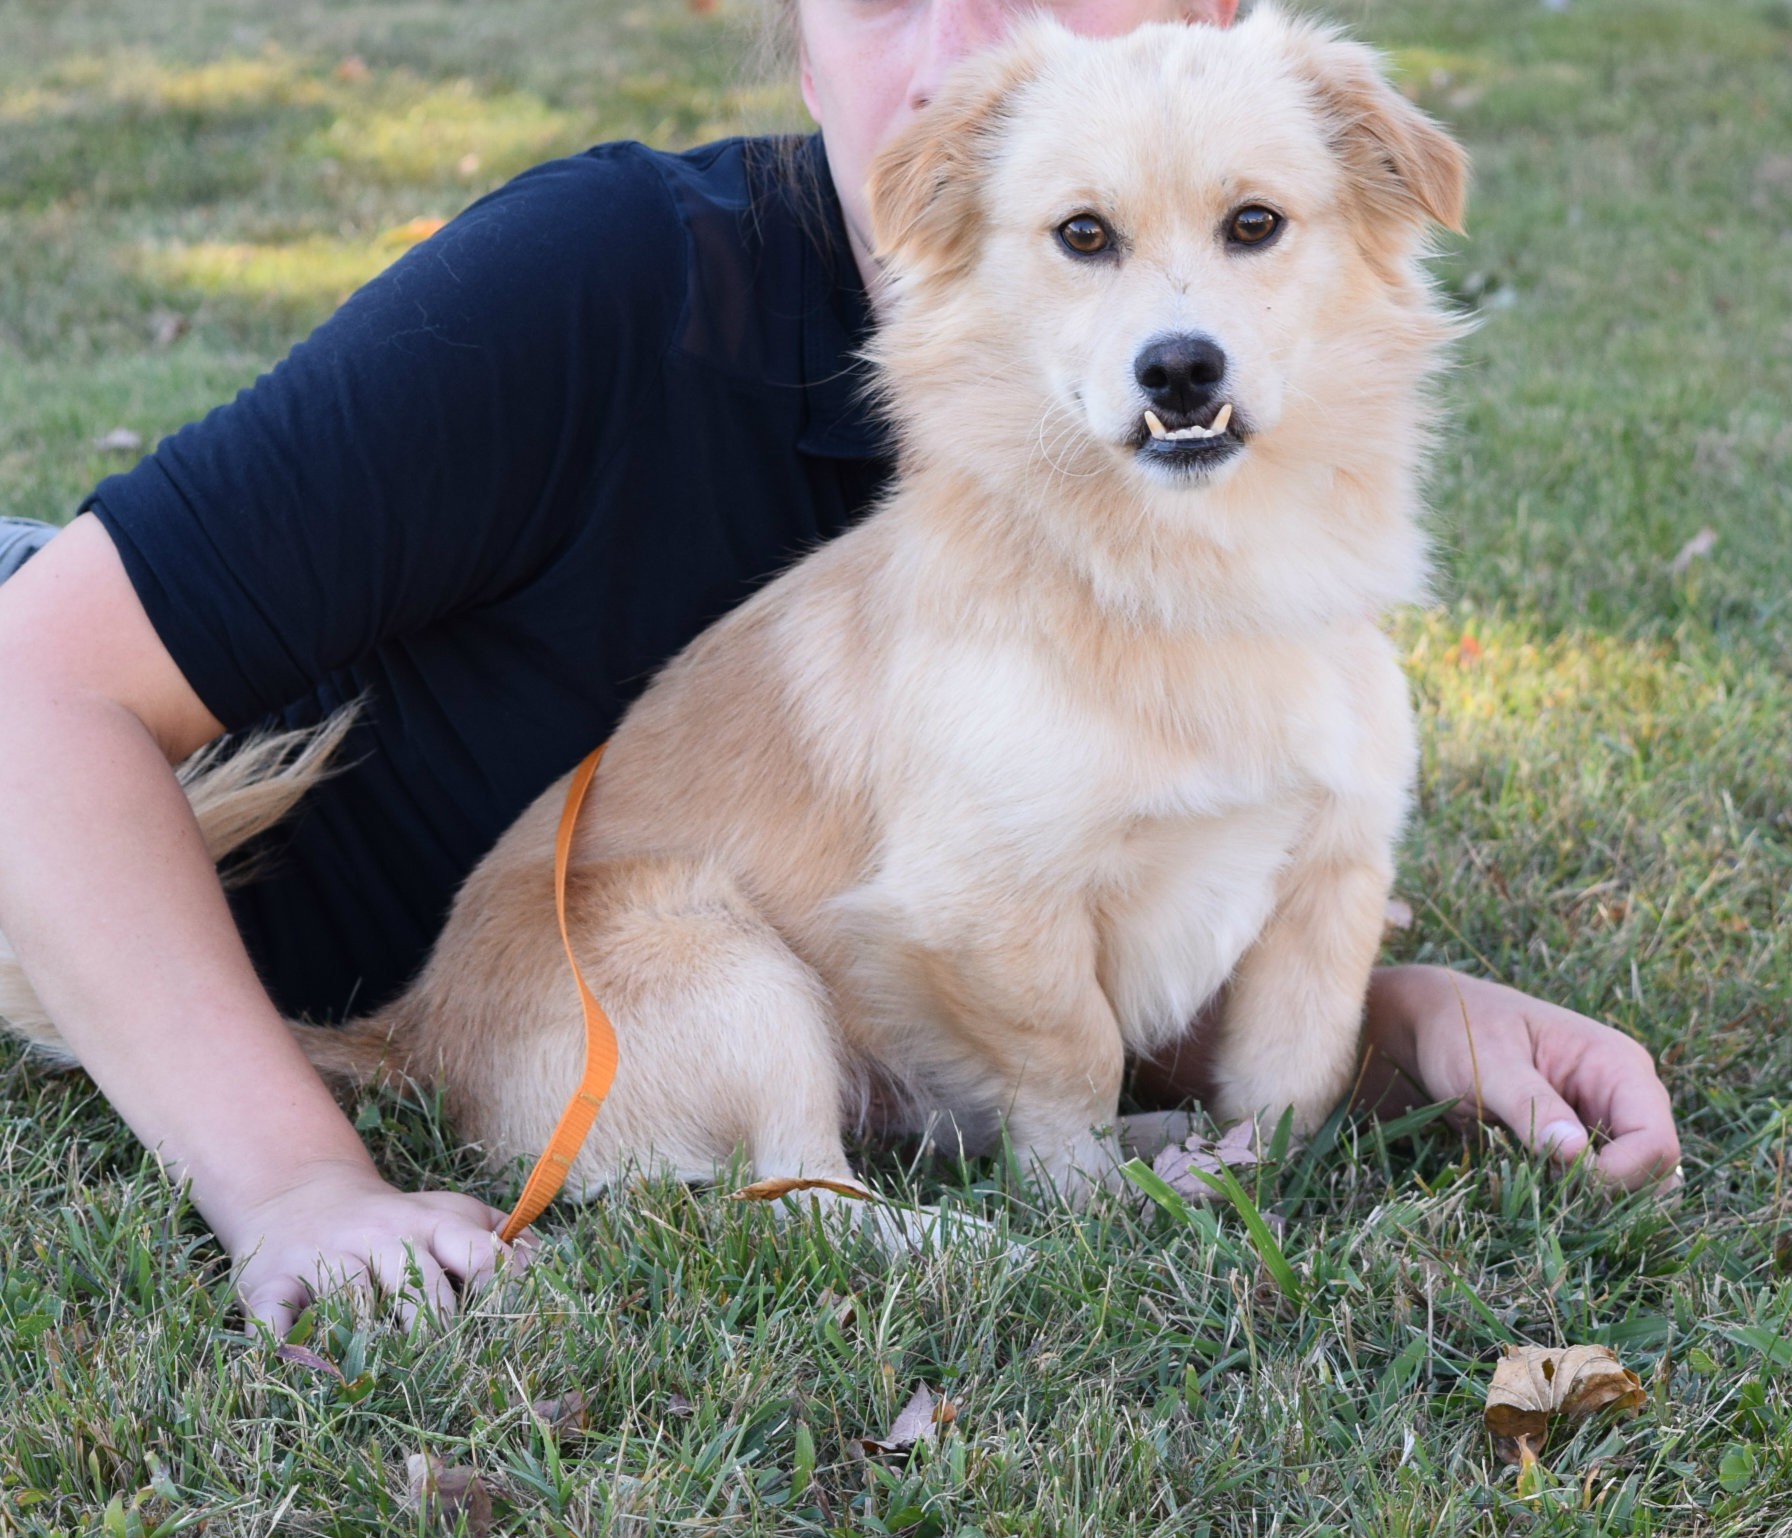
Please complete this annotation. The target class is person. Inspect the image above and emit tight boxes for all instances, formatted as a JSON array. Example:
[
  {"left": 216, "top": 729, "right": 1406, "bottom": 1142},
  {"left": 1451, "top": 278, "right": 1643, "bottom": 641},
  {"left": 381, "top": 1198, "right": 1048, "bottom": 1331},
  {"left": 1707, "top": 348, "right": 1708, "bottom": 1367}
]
[{"left": 0, "top": 0, "right": 1679, "bottom": 1334}]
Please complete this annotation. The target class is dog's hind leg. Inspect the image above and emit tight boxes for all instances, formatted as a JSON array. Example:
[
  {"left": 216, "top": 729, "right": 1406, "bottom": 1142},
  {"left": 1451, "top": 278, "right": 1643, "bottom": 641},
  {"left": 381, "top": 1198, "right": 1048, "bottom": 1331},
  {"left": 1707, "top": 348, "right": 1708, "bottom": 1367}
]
[
  {"left": 390, "top": 854, "right": 993, "bottom": 1253},
  {"left": 399, "top": 854, "right": 858, "bottom": 1199}
]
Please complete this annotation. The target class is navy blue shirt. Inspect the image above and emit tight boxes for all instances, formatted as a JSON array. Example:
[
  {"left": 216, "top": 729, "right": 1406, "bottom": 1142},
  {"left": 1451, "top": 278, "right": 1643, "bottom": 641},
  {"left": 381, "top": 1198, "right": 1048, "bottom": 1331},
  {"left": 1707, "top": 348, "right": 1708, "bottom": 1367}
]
[{"left": 84, "top": 135, "right": 894, "bottom": 1021}]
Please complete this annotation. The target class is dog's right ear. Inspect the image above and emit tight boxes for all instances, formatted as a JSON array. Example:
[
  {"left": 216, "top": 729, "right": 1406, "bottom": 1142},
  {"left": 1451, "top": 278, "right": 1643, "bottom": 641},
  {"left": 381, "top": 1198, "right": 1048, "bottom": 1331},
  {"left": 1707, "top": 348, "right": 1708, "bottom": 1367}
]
[
  {"left": 1270, "top": 10, "right": 1468, "bottom": 268},
  {"left": 866, "top": 30, "right": 1047, "bottom": 281}
]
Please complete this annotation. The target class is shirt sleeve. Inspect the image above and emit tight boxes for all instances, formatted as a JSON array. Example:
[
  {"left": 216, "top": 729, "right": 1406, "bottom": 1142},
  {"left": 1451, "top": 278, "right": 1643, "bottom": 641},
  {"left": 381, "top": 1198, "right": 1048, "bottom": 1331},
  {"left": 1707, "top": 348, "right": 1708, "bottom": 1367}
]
[{"left": 83, "top": 145, "right": 689, "bottom": 730}]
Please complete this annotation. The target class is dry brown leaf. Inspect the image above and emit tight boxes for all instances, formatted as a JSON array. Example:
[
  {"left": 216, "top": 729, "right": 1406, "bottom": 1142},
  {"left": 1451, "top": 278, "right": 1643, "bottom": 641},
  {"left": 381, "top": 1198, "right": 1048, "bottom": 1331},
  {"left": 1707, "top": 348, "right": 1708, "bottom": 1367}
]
[
  {"left": 1484, "top": 1344, "right": 1646, "bottom": 1465},
  {"left": 1668, "top": 526, "right": 1718, "bottom": 576},
  {"left": 529, "top": 1389, "right": 588, "bottom": 1437},
  {"left": 727, "top": 1175, "right": 876, "bottom": 1203},
  {"left": 852, "top": 1382, "right": 955, "bottom": 1458},
  {"left": 1151, "top": 1119, "right": 1261, "bottom": 1202},
  {"left": 274, "top": 1343, "right": 344, "bottom": 1381},
  {"left": 95, "top": 427, "right": 143, "bottom": 454},
  {"left": 666, "top": 1390, "right": 696, "bottom": 1419},
  {"left": 405, "top": 1454, "right": 493, "bottom": 1536}
]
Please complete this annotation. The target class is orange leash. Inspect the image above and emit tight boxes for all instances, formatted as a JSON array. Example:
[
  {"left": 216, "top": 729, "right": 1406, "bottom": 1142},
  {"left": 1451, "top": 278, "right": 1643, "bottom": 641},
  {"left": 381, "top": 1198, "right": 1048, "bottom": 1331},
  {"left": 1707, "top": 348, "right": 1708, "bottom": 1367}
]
[{"left": 498, "top": 743, "right": 615, "bottom": 1244}]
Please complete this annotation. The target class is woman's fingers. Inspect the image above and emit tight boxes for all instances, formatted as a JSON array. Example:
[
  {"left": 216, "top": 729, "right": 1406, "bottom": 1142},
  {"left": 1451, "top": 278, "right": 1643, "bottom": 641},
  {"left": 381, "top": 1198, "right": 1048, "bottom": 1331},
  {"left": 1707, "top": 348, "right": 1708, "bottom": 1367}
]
[
  {"left": 1473, "top": 1059, "right": 1590, "bottom": 1164},
  {"left": 1537, "top": 1010, "right": 1682, "bottom": 1192},
  {"left": 1579, "top": 1045, "right": 1682, "bottom": 1192},
  {"left": 361, "top": 1240, "right": 457, "bottom": 1330},
  {"left": 240, "top": 1271, "right": 311, "bottom": 1339}
]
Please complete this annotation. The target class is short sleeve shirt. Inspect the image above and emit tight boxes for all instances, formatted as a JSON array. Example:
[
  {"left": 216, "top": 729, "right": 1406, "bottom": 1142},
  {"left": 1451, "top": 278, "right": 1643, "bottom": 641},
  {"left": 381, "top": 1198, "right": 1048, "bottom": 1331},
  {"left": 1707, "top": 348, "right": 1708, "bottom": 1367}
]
[{"left": 83, "top": 134, "right": 894, "bottom": 1022}]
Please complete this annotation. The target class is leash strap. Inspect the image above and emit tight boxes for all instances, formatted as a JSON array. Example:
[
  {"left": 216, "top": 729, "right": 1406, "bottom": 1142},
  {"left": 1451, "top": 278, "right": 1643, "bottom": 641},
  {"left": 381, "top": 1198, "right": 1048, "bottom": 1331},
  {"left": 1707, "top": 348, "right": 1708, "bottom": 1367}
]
[{"left": 498, "top": 743, "right": 615, "bottom": 1244}]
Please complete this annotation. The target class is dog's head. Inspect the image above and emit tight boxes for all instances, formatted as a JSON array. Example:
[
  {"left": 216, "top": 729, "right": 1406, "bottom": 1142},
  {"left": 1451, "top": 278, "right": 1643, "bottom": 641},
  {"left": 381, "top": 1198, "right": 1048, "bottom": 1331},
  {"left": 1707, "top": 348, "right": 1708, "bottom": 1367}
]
[{"left": 865, "top": 9, "right": 1466, "bottom": 515}]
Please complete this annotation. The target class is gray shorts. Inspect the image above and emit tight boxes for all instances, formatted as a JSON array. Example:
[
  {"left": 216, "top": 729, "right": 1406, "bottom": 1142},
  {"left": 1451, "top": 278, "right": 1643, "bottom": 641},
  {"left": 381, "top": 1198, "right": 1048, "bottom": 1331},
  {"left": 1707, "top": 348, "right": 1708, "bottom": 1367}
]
[{"left": 0, "top": 517, "right": 58, "bottom": 584}]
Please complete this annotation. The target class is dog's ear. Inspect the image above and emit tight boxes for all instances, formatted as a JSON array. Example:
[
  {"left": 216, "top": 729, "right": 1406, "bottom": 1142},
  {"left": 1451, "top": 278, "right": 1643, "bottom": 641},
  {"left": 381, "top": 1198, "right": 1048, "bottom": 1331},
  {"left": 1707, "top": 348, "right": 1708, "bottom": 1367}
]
[
  {"left": 1283, "top": 18, "right": 1468, "bottom": 257},
  {"left": 866, "top": 29, "right": 1047, "bottom": 279}
]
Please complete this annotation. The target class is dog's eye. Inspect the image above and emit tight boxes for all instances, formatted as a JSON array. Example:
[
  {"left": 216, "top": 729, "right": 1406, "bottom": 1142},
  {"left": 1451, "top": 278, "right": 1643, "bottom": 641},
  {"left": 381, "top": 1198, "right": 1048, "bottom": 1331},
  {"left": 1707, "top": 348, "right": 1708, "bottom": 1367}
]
[
  {"left": 1227, "top": 205, "right": 1283, "bottom": 248},
  {"left": 1056, "top": 214, "right": 1112, "bottom": 257}
]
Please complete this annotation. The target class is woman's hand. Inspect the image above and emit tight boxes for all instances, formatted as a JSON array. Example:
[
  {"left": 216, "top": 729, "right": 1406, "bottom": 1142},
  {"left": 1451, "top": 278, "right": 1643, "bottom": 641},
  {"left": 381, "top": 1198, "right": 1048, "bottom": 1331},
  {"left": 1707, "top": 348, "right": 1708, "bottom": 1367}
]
[
  {"left": 219, "top": 1159, "right": 531, "bottom": 1336},
  {"left": 1359, "top": 964, "right": 1681, "bottom": 1191}
]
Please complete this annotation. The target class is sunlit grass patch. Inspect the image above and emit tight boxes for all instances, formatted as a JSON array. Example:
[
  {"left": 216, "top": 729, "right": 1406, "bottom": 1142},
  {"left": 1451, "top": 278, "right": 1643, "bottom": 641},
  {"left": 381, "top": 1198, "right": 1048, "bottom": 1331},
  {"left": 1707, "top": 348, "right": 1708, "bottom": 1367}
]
[
  {"left": 309, "top": 75, "right": 581, "bottom": 184},
  {"left": 0, "top": 47, "right": 328, "bottom": 122},
  {"left": 135, "top": 218, "right": 445, "bottom": 313},
  {"left": 1394, "top": 608, "right": 1791, "bottom": 1056}
]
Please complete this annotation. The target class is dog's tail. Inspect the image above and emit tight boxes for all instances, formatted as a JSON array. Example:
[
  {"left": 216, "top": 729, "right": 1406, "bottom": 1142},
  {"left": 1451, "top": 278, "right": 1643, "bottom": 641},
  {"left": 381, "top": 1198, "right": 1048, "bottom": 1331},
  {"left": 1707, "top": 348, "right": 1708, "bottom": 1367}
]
[
  {"left": 181, "top": 706, "right": 360, "bottom": 883},
  {"left": 0, "top": 707, "right": 366, "bottom": 1066},
  {"left": 286, "top": 1008, "right": 421, "bottom": 1091}
]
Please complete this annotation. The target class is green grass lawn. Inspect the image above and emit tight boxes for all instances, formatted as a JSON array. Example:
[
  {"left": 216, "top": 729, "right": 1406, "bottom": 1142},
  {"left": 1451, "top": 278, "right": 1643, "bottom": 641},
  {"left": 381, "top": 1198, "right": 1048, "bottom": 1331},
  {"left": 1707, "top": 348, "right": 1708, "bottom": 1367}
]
[{"left": 2, "top": 0, "right": 1790, "bottom": 1532}]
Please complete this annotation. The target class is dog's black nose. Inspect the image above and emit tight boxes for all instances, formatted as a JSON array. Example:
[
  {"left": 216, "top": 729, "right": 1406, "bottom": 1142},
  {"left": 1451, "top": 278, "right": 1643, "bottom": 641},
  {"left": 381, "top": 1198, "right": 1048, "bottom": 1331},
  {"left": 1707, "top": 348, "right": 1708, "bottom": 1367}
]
[{"left": 1133, "top": 335, "right": 1227, "bottom": 415}]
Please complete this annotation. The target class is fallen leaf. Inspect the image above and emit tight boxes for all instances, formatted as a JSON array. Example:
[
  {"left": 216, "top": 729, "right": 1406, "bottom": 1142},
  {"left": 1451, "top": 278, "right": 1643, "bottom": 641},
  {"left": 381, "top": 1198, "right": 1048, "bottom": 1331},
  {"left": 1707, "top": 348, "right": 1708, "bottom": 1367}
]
[
  {"left": 274, "top": 1343, "right": 344, "bottom": 1381},
  {"left": 405, "top": 1454, "right": 493, "bottom": 1537},
  {"left": 95, "top": 427, "right": 143, "bottom": 454},
  {"left": 1484, "top": 1344, "right": 1646, "bottom": 1465},
  {"left": 727, "top": 1175, "right": 877, "bottom": 1203},
  {"left": 529, "top": 1389, "right": 588, "bottom": 1437},
  {"left": 666, "top": 1390, "right": 696, "bottom": 1419},
  {"left": 1383, "top": 897, "right": 1415, "bottom": 932},
  {"left": 334, "top": 54, "right": 371, "bottom": 83},
  {"left": 384, "top": 215, "right": 446, "bottom": 247},
  {"left": 1668, "top": 526, "right": 1717, "bottom": 576},
  {"left": 1151, "top": 1119, "right": 1262, "bottom": 1203},
  {"left": 818, "top": 1286, "right": 860, "bottom": 1329},
  {"left": 148, "top": 310, "right": 188, "bottom": 346},
  {"left": 852, "top": 1382, "right": 955, "bottom": 1458}
]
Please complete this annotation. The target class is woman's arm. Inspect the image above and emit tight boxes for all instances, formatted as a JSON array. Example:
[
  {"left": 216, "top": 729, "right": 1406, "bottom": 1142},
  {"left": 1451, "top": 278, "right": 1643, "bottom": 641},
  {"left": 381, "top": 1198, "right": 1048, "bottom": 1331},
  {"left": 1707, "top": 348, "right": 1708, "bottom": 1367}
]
[{"left": 0, "top": 516, "right": 524, "bottom": 1332}]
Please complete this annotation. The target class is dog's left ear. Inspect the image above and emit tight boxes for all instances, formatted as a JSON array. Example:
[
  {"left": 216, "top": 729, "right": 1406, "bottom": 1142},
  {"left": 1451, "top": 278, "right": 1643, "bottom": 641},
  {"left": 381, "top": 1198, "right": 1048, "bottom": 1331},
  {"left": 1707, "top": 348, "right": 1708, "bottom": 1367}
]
[
  {"left": 1287, "top": 22, "right": 1468, "bottom": 257},
  {"left": 867, "top": 28, "right": 1049, "bottom": 281}
]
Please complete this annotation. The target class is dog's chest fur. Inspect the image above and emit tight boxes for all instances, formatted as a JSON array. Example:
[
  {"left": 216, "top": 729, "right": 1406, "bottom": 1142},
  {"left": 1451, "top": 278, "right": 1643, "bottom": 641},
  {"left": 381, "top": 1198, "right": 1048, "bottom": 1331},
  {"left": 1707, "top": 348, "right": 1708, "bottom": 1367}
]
[{"left": 801, "top": 563, "right": 1404, "bottom": 1071}]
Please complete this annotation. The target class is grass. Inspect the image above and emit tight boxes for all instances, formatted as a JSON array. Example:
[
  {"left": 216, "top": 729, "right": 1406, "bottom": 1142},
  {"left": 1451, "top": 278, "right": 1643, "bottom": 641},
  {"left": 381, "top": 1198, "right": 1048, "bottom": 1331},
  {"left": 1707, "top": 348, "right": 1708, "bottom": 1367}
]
[{"left": 1, "top": 0, "right": 1790, "bottom": 1532}]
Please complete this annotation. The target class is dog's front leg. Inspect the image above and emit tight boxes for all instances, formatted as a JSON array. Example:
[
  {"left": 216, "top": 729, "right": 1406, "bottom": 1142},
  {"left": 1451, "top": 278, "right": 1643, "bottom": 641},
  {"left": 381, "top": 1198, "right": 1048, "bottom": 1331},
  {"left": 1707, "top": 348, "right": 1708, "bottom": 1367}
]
[
  {"left": 928, "top": 963, "right": 1130, "bottom": 1208},
  {"left": 1205, "top": 817, "right": 1393, "bottom": 1140}
]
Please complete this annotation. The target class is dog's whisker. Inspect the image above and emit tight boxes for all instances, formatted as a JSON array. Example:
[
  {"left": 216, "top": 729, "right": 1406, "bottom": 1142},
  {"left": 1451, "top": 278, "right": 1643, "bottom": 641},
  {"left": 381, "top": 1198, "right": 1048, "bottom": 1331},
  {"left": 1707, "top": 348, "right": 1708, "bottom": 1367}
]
[{"left": 1032, "top": 403, "right": 1102, "bottom": 481}]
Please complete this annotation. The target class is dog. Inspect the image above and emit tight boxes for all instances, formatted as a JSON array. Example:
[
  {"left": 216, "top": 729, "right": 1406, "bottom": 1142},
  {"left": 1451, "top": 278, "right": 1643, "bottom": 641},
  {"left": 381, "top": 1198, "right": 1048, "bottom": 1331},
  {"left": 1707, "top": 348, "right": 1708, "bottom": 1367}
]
[{"left": 2, "top": 9, "right": 1465, "bottom": 1226}]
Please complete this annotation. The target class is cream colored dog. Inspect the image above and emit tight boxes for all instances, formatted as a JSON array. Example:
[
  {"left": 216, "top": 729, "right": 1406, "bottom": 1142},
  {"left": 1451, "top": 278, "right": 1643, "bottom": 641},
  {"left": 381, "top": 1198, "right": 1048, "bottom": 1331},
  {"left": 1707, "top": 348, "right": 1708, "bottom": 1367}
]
[{"left": 2, "top": 10, "right": 1465, "bottom": 1219}]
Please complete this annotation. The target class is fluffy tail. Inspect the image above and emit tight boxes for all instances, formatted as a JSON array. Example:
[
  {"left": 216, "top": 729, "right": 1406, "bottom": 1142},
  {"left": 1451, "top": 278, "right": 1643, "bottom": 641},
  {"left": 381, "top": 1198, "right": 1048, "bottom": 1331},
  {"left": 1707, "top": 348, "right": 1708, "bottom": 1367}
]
[
  {"left": 181, "top": 706, "right": 360, "bottom": 883},
  {"left": 0, "top": 708, "right": 360, "bottom": 1063}
]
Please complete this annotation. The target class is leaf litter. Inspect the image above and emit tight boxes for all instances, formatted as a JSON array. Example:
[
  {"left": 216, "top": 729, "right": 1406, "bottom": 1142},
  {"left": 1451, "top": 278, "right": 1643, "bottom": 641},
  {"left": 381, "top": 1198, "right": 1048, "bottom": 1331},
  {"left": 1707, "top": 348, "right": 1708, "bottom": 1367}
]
[
  {"left": 405, "top": 1453, "right": 493, "bottom": 1537},
  {"left": 1151, "top": 1119, "right": 1262, "bottom": 1203},
  {"left": 1483, "top": 1343, "right": 1646, "bottom": 1467},
  {"left": 852, "top": 1382, "right": 957, "bottom": 1459},
  {"left": 726, "top": 1175, "right": 877, "bottom": 1203}
]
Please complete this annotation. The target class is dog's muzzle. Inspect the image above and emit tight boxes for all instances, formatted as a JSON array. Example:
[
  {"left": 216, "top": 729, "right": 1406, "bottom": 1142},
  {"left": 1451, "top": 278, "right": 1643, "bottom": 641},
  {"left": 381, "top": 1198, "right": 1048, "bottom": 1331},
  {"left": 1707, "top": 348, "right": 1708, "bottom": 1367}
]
[{"left": 1130, "top": 332, "right": 1244, "bottom": 474}]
